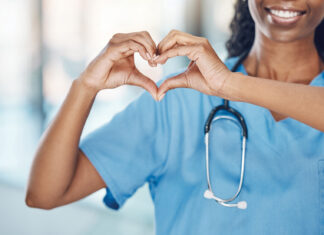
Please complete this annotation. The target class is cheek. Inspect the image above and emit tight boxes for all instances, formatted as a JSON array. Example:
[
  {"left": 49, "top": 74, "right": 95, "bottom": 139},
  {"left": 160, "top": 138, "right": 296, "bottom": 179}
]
[
  {"left": 248, "top": 0, "right": 265, "bottom": 27},
  {"left": 307, "top": 0, "right": 324, "bottom": 28},
  {"left": 248, "top": 0, "right": 271, "bottom": 37},
  {"left": 297, "top": 0, "right": 324, "bottom": 40}
]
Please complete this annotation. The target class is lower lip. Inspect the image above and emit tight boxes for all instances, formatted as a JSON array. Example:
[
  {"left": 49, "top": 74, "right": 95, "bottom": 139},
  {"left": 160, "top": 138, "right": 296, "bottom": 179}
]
[{"left": 267, "top": 11, "right": 304, "bottom": 26}]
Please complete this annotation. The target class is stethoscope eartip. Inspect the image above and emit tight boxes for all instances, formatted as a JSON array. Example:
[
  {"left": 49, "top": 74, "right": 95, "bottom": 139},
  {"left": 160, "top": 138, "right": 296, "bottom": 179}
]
[
  {"left": 237, "top": 201, "right": 247, "bottom": 210},
  {"left": 204, "top": 189, "right": 247, "bottom": 210},
  {"left": 203, "top": 189, "right": 213, "bottom": 199}
]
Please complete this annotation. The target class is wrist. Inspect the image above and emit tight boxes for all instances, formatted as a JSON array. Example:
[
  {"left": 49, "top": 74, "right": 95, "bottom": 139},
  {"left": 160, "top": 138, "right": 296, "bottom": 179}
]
[
  {"left": 216, "top": 71, "right": 244, "bottom": 102},
  {"left": 73, "top": 78, "right": 99, "bottom": 99}
]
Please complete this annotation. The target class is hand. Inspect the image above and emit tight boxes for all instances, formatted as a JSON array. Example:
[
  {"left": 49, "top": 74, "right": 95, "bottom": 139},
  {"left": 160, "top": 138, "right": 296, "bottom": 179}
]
[
  {"left": 153, "top": 30, "right": 232, "bottom": 100},
  {"left": 77, "top": 31, "right": 159, "bottom": 100}
]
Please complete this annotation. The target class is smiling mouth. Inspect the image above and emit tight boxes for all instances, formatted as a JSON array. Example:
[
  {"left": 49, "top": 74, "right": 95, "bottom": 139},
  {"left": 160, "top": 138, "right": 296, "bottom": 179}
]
[{"left": 265, "top": 7, "right": 306, "bottom": 25}]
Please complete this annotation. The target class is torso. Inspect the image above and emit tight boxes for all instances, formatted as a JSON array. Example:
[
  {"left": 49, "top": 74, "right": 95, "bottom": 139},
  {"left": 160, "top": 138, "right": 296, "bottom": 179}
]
[
  {"left": 151, "top": 57, "right": 324, "bottom": 235},
  {"left": 242, "top": 55, "right": 324, "bottom": 123}
]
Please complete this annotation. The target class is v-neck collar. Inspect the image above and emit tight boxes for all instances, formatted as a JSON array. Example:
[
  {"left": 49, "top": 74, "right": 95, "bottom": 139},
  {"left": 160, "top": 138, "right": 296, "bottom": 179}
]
[
  {"left": 237, "top": 59, "right": 324, "bottom": 124},
  {"left": 209, "top": 57, "right": 324, "bottom": 156}
]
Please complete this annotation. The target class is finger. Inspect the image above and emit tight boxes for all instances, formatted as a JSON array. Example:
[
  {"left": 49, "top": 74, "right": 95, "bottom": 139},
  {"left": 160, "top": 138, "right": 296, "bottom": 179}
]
[
  {"left": 129, "top": 32, "right": 156, "bottom": 59},
  {"left": 148, "top": 60, "right": 157, "bottom": 67},
  {"left": 187, "top": 60, "right": 195, "bottom": 68},
  {"left": 154, "top": 45, "right": 200, "bottom": 64},
  {"left": 136, "top": 31, "right": 157, "bottom": 57},
  {"left": 127, "top": 69, "right": 158, "bottom": 101},
  {"left": 157, "top": 30, "right": 198, "bottom": 54},
  {"left": 110, "top": 40, "right": 149, "bottom": 62},
  {"left": 140, "top": 31, "right": 158, "bottom": 65},
  {"left": 157, "top": 72, "right": 188, "bottom": 100},
  {"left": 157, "top": 30, "right": 182, "bottom": 54},
  {"left": 112, "top": 31, "right": 156, "bottom": 59},
  {"left": 112, "top": 39, "right": 157, "bottom": 67},
  {"left": 123, "top": 46, "right": 156, "bottom": 67}
]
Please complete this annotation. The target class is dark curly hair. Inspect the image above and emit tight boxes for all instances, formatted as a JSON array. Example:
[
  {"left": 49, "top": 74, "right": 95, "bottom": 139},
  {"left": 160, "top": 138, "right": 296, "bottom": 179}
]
[{"left": 226, "top": 0, "right": 324, "bottom": 62}]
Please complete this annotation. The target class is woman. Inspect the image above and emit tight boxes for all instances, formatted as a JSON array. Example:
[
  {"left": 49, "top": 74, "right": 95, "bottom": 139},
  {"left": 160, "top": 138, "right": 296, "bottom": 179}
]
[{"left": 26, "top": 0, "right": 324, "bottom": 234}]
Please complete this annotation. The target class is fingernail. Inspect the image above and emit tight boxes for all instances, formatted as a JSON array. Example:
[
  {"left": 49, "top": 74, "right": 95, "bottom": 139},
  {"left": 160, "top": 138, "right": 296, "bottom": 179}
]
[
  {"left": 153, "top": 55, "right": 160, "bottom": 61},
  {"left": 146, "top": 52, "right": 151, "bottom": 60},
  {"left": 158, "top": 93, "right": 165, "bottom": 101}
]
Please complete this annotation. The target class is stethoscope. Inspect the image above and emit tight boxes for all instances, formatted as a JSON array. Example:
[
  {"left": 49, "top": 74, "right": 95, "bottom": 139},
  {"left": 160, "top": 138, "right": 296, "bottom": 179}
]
[{"left": 203, "top": 53, "right": 249, "bottom": 210}]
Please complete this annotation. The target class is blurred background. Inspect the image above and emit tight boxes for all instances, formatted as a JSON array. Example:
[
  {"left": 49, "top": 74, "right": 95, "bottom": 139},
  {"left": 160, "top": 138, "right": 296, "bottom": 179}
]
[{"left": 0, "top": 0, "right": 236, "bottom": 234}]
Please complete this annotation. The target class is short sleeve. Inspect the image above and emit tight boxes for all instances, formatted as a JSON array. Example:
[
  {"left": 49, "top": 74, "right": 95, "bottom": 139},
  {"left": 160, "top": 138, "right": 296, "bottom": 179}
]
[{"left": 79, "top": 82, "right": 171, "bottom": 210}]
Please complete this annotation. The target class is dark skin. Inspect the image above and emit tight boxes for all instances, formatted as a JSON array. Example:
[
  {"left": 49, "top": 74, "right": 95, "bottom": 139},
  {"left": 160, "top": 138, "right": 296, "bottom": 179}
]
[
  {"left": 155, "top": 0, "right": 324, "bottom": 123},
  {"left": 244, "top": 0, "right": 324, "bottom": 121},
  {"left": 26, "top": 0, "right": 324, "bottom": 210}
]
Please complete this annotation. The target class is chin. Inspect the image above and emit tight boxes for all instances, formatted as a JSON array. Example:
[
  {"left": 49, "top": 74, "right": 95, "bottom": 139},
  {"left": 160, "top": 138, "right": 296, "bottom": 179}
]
[{"left": 262, "top": 28, "right": 310, "bottom": 43}]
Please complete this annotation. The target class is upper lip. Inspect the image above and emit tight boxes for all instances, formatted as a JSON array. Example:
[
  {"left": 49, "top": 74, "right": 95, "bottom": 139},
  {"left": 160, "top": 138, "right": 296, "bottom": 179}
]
[{"left": 265, "top": 6, "right": 307, "bottom": 14}]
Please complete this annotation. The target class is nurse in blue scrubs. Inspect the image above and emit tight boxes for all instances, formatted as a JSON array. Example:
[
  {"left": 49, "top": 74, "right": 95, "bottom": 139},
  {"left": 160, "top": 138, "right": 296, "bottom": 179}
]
[{"left": 26, "top": 0, "right": 324, "bottom": 234}]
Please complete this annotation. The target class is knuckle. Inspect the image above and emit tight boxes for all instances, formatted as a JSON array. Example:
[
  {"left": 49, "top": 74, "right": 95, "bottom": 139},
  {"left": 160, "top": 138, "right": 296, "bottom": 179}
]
[
  {"left": 136, "top": 33, "right": 145, "bottom": 39},
  {"left": 108, "top": 38, "right": 115, "bottom": 45},
  {"left": 105, "top": 44, "right": 113, "bottom": 54},
  {"left": 106, "top": 42, "right": 119, "bottom": 55},
  {"left": 138, "top": 46, "right": 145, "bottom": 53},
  {"left": 112, "top": 33, "right": 122, "bottom": 39},
  {"left": 108, "top": 38, "right": 116, "bottom": 45},
  {"left": 142, "top": 30, "right": 150, "bottom": 36},
  {"left": 201, "top": 37, "right": 209, "bottom": 44},
  {"left": 107, "top": 40, "right": 114, "bottom": 48},
  {"left": 197, "top": 44, "right": 205, "bottom": 52},
  {"left": 124, "top": 40, "right": 133, "bottom": 48},
  {"left": 170, "top": 29, "right": 178, "bottom": 35}
]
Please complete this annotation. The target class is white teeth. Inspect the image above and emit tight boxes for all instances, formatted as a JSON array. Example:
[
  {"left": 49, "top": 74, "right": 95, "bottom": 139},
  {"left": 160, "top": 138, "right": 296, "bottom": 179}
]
[{"left": 269, "top": 9, "right": 300, "bottom": 18}]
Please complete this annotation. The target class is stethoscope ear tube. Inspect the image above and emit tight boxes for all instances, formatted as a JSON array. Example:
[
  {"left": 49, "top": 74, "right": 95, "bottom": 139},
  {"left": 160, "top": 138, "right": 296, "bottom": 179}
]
[
  {"left": 204, "top": 105, "right": 248, "bottom": 139},
  {"left": 203, "top": 53, "right": 249, "bottom": 210}
]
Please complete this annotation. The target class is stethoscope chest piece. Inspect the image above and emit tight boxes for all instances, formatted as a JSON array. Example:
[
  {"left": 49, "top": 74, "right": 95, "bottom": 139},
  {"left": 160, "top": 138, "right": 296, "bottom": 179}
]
[
  {"left": 204, "top": 107, "right": 248, "bottom": 210},
  {"left": 203, "top": 54, "right": 250, "bottom": 210}
]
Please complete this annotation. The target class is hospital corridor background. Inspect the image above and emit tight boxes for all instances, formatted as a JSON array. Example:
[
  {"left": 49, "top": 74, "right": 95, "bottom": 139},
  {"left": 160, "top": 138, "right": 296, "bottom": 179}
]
[{"left": 0, "top": 0, "right": 235, "bottom": 234}]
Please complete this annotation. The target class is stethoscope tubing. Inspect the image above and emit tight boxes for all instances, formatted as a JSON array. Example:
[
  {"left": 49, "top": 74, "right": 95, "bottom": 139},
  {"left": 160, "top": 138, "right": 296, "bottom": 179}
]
[
  {"left": 203, "top": 52, "right": 249, "bottom": 209},
  {"left": 205, "top": 116, "right": 247, "bottom": 203}
]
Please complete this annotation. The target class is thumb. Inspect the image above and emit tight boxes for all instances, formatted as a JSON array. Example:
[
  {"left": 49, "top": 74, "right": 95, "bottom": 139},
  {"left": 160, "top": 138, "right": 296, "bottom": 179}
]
[
  {"left": 157, "top": 72, "right": 188, "bottom": 101},
  {"left": 127, "top": 69, "right": 158, "bottom": 101}
]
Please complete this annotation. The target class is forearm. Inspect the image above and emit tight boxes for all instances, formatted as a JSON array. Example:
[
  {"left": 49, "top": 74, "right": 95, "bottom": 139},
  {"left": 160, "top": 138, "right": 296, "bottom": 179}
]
[
  {"left": 26, "top": 78, "right": 98, "bottom": 206},
  {"left": 225, "top": 72, "right": 324, "bottom": 132}
]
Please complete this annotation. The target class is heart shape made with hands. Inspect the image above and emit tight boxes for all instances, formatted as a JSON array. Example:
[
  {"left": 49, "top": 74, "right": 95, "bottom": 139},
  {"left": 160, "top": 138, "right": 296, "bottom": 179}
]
[
  {"left": 144, "top": 53, "right": 201, "bottom": 101},
  {"left": 131, "top": 30, "right": 230, "bottom": 102}
]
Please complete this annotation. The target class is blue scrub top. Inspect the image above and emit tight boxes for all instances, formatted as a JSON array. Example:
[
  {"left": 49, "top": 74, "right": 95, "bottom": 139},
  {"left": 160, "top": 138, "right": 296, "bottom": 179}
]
[{"left": 79, "top": 57, "right": 324, "bottom": 235}]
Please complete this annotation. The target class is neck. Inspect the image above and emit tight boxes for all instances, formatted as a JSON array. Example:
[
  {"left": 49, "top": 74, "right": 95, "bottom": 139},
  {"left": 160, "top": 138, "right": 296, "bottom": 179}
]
[{"left": 243, "top": 31, "right": 324, "bottom": 84}]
